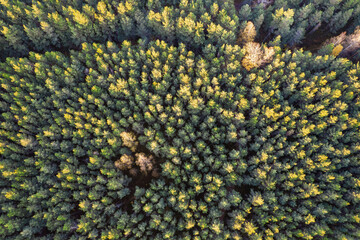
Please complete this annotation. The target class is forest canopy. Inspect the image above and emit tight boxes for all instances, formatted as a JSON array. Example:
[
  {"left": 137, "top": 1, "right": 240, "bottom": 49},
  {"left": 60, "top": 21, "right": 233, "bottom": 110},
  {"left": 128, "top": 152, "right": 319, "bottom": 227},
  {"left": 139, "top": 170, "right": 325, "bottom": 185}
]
[{"left": 1, "top": 0, "right": 360, "bottom": 240}]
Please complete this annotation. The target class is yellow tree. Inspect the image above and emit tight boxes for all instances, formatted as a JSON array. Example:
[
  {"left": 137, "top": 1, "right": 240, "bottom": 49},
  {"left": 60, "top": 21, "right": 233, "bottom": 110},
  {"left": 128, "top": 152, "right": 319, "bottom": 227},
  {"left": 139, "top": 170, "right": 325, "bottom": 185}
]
[{"left": 237, "top": 21, "right": 256, "bottom": 45}]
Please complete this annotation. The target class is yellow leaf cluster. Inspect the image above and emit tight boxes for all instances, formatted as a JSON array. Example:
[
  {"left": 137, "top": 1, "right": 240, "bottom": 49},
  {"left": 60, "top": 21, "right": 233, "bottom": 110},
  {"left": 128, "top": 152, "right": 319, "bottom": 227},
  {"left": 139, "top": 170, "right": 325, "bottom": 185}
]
[{"left": 332, "top": 44, "right": 343, "bottom": 56}]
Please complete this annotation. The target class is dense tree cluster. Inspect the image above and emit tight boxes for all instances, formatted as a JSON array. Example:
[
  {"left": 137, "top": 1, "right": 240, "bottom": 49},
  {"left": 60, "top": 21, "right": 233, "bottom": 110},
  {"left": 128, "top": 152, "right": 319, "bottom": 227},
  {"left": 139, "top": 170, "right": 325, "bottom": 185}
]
[
  {"left": 0, "top": 0, "right": 238, "bottom": 59},
  {"left": 1, "top": 0, "right": 360, "bottom": 240},
  {"left": 1, "top": 39, "right": 360, "bottom": 239},
  {"left": 1, "top": 0, "right": 360, "bottom": 60}
]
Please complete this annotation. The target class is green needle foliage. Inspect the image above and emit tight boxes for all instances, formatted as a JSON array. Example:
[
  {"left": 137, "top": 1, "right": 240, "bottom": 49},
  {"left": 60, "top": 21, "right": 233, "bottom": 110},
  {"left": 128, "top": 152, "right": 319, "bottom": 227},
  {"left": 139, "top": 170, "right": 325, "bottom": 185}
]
[
  {"left": 1, "top": 0, "right": 360, "bottom": 59},
  {"left": 0, "top": 1, "right": 360, "bottom": 240},
  {"left": 1, "top": 39, "right": 360, "bottom": 239}
]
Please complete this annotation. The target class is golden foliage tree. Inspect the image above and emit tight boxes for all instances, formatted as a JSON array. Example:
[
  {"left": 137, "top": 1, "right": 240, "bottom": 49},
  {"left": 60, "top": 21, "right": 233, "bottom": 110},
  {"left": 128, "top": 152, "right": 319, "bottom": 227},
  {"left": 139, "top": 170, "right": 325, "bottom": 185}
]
[
  {"left": 237, "top": 21, "right": 256, "bottom": 45},
  {"left": 241, "top": 42, "right": 275, "bottom": 71},
  {"left": 114, "top": 154, "right": 134, "bottom": 171},
  {"left": 120, "top": 131, "right": 138, "bottom": 152}
]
